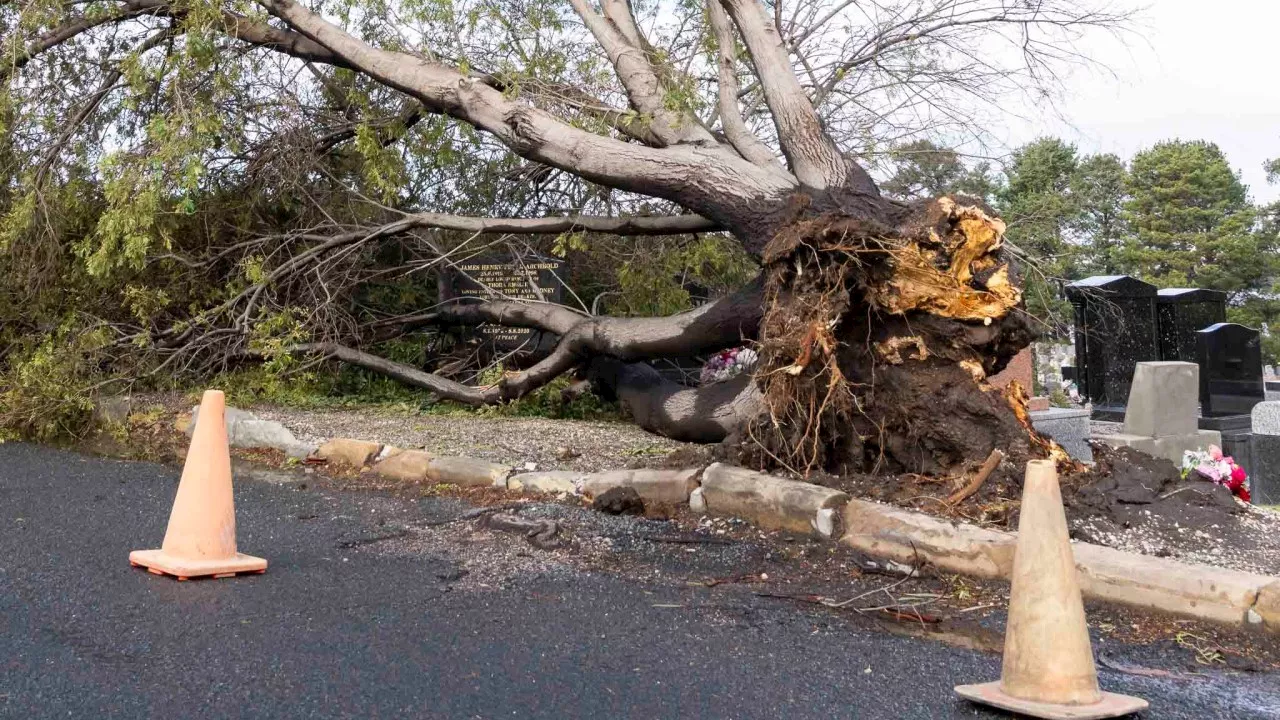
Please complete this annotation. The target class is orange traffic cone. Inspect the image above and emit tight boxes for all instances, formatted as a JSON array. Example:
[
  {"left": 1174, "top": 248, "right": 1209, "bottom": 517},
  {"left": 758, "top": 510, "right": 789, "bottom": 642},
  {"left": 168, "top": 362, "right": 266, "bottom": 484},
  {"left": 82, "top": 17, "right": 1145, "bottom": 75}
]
[
  {"left": 955, "top": 460, "right": 1146, "bottom": 719},
  {"left": 129, "top": 390, "right": 267, "bottom": 580}
]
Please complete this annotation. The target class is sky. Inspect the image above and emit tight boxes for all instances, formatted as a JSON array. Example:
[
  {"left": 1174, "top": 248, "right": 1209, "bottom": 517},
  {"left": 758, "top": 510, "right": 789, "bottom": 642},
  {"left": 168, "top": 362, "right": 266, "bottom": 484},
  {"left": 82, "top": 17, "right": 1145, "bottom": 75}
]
[{"left": 998, "top": 0, "right": 1280, "bottom": 204}]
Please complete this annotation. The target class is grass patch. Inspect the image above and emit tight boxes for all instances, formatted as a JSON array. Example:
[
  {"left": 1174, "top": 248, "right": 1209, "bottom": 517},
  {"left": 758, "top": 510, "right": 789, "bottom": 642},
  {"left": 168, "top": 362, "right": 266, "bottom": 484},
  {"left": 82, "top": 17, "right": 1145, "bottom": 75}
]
[{"left": 202, "top": 364, "right": 624, "bottom": 423}]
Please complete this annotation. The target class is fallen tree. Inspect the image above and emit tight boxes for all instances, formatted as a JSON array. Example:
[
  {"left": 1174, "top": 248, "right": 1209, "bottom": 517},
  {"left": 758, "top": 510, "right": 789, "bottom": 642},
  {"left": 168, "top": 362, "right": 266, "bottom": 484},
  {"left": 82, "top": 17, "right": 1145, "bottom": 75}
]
[{"left": 3, "top": 0, "right": 1126, "bottom": 474}]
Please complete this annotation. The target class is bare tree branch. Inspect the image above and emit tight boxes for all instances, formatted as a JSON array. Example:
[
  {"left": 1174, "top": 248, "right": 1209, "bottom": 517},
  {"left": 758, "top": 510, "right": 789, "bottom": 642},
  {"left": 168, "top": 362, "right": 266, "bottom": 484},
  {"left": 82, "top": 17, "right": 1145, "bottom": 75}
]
[
  {"left": 707, "top": 0, "right": 784, "bottom": 170},
  {"left": 719, "top": 0, "right": 861, "bottom": 190},
  {"left": 566, "top": 0, "right": 713, "bottom": 146},
  {"left": 254, "top": 0, "right": 796, "bottom": 241}
]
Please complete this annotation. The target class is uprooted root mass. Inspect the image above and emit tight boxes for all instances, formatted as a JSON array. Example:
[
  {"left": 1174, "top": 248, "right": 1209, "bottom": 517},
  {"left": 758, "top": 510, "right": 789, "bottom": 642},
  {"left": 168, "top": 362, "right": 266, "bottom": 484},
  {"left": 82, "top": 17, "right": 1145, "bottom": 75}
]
[{"left": 737, "top": 196, "right": 1067, "bottom": 478}]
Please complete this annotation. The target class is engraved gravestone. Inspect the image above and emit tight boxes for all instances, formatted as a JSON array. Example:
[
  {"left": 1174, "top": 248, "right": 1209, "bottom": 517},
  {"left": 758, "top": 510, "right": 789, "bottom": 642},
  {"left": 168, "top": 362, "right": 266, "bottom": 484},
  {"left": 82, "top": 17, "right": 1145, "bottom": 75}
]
[
  {"left": 1196, "top": 323, "right": 1264, "bottom": 417},
  {"left": 1065, "top": 275, "right": 1159, "bottom": 421},
  {"left": 1156, "top": 288, "right": 1227, "bottom": 363},
  {"left": 443, "top": 255, "right": 566, "bottom": 352}
]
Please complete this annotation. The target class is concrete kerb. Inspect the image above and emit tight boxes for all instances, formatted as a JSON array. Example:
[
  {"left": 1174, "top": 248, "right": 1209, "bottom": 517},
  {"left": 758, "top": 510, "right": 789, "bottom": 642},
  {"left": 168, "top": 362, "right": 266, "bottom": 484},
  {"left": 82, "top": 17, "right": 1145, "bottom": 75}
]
[
  {"left": 699, "top": 463, "right": 849, "bottom": 539},
  {"left": 286, "top": 430, "right": 1280, "bottom": 633},
  {"left": 580, "top": 468, "right": 702, "bottom": 506},
  {"left": 839, "top": 497, "right": 1280, "bottom": 632}
]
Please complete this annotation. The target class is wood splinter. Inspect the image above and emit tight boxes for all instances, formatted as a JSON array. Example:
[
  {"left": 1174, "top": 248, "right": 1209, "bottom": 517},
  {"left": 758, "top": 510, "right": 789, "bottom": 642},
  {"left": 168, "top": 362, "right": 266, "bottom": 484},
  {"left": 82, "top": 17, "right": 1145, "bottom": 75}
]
[{"left": 946, "top": 449, "right": 1005, "bottom": 506}]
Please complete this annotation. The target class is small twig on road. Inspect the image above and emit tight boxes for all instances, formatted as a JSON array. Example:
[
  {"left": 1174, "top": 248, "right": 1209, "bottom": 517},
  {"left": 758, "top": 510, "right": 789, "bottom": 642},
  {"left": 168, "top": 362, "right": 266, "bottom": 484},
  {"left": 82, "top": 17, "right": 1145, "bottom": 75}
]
[
  {"left": 640, "top": 534, "right": 736, "bottom": 546},
  {"left": 479, "top": 512, "right": 562, "bottom": 549},
  {"left": 688, "top": 573, "right": 767, "bottom": 587}
]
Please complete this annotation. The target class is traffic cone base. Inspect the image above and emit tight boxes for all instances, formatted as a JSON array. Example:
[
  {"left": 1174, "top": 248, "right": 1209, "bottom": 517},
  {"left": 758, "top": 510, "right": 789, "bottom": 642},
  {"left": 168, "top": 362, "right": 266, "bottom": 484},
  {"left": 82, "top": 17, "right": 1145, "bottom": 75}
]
[
  {"left": 955, "top": 682, "right": 1147, "bottom": 720},
  {"left": 129, "top": 549, "right": 266, "bottom": 580}
]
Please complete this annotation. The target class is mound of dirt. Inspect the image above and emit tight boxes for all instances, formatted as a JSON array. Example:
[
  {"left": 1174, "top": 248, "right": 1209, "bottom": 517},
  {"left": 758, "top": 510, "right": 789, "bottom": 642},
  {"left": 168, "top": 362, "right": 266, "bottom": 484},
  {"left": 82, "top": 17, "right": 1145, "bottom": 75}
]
[{"left": 1063, "top": 445, "right": 1242, "bottom": 531}]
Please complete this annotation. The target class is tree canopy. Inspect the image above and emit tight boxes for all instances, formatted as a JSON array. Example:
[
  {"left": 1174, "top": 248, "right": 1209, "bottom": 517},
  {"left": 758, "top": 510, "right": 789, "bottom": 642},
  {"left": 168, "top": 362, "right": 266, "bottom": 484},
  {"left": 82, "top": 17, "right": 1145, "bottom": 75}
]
[{"left": 0, "top": 0, "right": 1137, "bottom": 483}]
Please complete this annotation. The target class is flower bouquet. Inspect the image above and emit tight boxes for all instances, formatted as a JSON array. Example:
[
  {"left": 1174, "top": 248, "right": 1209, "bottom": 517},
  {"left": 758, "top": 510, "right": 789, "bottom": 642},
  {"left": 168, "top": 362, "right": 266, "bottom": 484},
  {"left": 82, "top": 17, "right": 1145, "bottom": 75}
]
[
  {"left": 700, "top": 347, "right": 759, "bottom": 385},
  {"left": 1180, "top": 445, "right": 1250, "bottom": 503}
]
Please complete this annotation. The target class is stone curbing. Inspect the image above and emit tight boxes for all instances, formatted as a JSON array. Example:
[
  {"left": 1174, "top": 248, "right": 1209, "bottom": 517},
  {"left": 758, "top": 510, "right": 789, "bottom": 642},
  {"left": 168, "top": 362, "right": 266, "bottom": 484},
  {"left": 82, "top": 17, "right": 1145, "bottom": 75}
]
[
  {"left": 581, "top": 468, "right": 701, "bottom": 506},
  {"left": 839, "top": 497, "right": 1279, "bottom": 631},
  {"left": 696, "top": 463, "right": 848, "bottom": 539},
  {"left": 257, "top": 429, "right": 1280, "bottom": 633},
  {"left": 841, "top": 499, "right": 1014, "bottom": 580},
  {"left": 315, "top": 438, "right": 383, "bottom": 468}
]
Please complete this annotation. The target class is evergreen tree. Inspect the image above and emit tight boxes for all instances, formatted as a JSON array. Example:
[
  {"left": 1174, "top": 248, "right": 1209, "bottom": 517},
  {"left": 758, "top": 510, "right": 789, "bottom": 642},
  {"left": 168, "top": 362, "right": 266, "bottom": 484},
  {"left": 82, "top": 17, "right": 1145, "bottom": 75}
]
[
  {"left": 881, "top": 140, "right": 997, "bottom": 202},
  {"left": 1117, "top": 140, "right": 1265, "bottom": 295},
  {"left": 1068, "top": 153, "right": 1128, "bottom": 274},
  {"left": 997, "top": 138, "right": 1081, "bottom": 329}
]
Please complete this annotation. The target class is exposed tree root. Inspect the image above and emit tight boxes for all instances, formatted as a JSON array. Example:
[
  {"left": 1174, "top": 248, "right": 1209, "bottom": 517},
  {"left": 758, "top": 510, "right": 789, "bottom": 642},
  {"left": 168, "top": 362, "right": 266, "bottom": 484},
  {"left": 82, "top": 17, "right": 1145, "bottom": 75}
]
[{"left": 738, "top": 195, "right": 1050, "bottom": 477}]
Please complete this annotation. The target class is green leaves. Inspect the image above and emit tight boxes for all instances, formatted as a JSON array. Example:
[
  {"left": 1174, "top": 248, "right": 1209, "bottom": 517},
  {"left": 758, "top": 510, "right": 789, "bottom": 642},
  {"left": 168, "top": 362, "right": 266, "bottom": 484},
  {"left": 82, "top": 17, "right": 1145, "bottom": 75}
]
[
  {"left": 1118, "top": 140, "right": 1267, "bottom": 297},
  {"left": 881, "top": 139, "right": 995, "bottom": 202}
]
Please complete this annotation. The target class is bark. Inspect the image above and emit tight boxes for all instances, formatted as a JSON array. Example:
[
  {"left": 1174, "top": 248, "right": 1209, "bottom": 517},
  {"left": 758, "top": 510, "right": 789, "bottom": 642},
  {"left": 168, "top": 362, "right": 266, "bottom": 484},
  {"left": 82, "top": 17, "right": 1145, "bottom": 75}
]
[
  {"left": 706, "top": 0, "right": 786, "bottom": 170},
  {"left": 256, "top": 0, "right": 799, "bottom": 247},
  {"left": 588, "top": 358, "right": 760, "bottom": 443},
  {"left": 301, "top": 279, "right": 764, "bottom": 416},
  {"left": 719, "top": 0, "right": 871, "bottom": 192}
]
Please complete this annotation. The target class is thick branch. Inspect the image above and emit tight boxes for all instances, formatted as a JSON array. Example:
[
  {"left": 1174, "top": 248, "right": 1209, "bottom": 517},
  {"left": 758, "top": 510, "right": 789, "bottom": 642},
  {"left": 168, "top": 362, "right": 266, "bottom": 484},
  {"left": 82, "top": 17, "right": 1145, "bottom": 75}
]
[
  {"left": 294, "top": 343, "right": 494, "bottom": 403},
  {"left": 1, "top": 0, "right": 164, "bottom": 80},
  {"left": 254, "top": 0, "right": 797, "bottom": 240},
  {"left": 719, "top": 0, "right": 861, "bottom": 191},
  {"left": 403, "top": 212, "right": 720, "bottom": 235},
  {"left": 589, "top": 358, "right": 761, "bottom": 442},
  {"left": 3, "top": 0, "right": 354, "bottom": 79},
  {"left": 565, "top": 0, "right": 713, "bottom": 146},
  {"left": 308, "top": 277, "right": 763, "bottom": 414},
  {"left": 434, "top": 275, "right": 763, "bottom": 361},
  {"left": 707, "top": 0, "right": 783, "bottom": 170}
]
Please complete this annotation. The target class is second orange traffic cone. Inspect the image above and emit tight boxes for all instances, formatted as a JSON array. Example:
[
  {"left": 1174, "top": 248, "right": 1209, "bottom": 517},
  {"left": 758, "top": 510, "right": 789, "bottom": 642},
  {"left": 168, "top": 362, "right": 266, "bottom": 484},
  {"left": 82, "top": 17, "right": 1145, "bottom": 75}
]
[
  {"left": 955, "top": 460, "right": 1146, "bottom": 719},
  {"left": 129, "top": 390, "right": 267, "bottom": 580}
]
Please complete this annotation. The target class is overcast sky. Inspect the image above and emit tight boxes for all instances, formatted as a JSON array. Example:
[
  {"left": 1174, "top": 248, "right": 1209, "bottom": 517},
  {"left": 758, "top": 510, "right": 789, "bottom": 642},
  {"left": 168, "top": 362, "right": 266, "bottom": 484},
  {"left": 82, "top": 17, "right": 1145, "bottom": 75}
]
[{"left": 997, "top": 0, "right": 1279, "bottom": 203}]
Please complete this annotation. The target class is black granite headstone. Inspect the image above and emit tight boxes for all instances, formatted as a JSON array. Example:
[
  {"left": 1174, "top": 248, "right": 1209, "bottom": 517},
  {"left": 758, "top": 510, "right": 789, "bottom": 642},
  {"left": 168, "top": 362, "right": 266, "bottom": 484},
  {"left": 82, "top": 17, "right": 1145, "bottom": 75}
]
[
  {"left": 1156, "top": 288, "right": 1227, "bottom": 362},
  {"left": 443, "top": 254, "right": 566, "bottom": 353},
  {"left": 1196, "top": 322, "right": 1264, "bottom": 417},
  {"left": 1065, "top": 275, "right": 1159, "bottom": 421}
]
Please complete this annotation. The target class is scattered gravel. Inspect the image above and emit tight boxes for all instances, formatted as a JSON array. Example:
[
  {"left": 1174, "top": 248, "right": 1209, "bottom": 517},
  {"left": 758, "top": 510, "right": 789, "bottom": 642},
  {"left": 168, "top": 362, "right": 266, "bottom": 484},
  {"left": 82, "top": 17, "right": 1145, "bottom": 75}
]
[
  {"left": 1091, "top": 420, "right": 1124, "bottom": 435},
  {"left": 1071, "top": 504, "right": 1280, "bottom": 576},
  {"left": 249, "top": 405, "right": 691, "bottom": 473}
]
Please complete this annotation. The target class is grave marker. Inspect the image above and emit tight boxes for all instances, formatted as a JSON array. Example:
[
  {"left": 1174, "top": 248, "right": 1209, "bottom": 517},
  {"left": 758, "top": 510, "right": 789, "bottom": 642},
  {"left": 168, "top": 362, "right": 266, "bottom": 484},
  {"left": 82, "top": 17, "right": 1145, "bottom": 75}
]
[
  {"left": 443, "top": 254, "right": 566, "bottom": 352},
  {"left": 1096, "top": 361, "right": 1221, "bottom": 465},
  {"left": 1155, "top": 288, "right": 1226, "bottom": 363},
  {"left": 1196, "top": 323, "right": 1264, "bottom": 418},
  {"left": 1250, "top": 402, "right": 1280, "bottom": 505},
  {"left": 1065, "top": 275, "right": 1159, "bottom": 421}
]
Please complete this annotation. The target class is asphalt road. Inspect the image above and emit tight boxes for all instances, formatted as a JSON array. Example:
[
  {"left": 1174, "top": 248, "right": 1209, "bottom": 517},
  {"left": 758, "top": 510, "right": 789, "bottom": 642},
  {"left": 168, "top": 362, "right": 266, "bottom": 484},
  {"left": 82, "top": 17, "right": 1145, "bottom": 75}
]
[{"left": 2, "top": 442, "right": 1278, "bottom": 719}]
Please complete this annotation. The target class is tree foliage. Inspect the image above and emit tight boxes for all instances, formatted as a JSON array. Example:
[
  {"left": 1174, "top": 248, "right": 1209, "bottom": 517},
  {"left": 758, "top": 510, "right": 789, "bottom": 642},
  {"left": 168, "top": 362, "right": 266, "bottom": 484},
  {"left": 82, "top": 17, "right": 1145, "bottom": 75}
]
[{"left": 0, "top": 0, "right": 1131, "bottom": 445}]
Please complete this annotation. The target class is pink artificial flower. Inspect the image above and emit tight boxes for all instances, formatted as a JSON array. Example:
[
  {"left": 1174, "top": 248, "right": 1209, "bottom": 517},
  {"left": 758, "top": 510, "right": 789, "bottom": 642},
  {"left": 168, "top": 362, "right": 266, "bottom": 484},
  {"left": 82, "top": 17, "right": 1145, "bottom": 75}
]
[
  {"left": 1231, "top": 465, "right": 1247, "bottom": 484},
  {"left": 1209, "top": 445, "right": 1223, "bottom": 461},
  {"left": 1223, "top": 456, "right": 1235, "bottom": 466}
]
